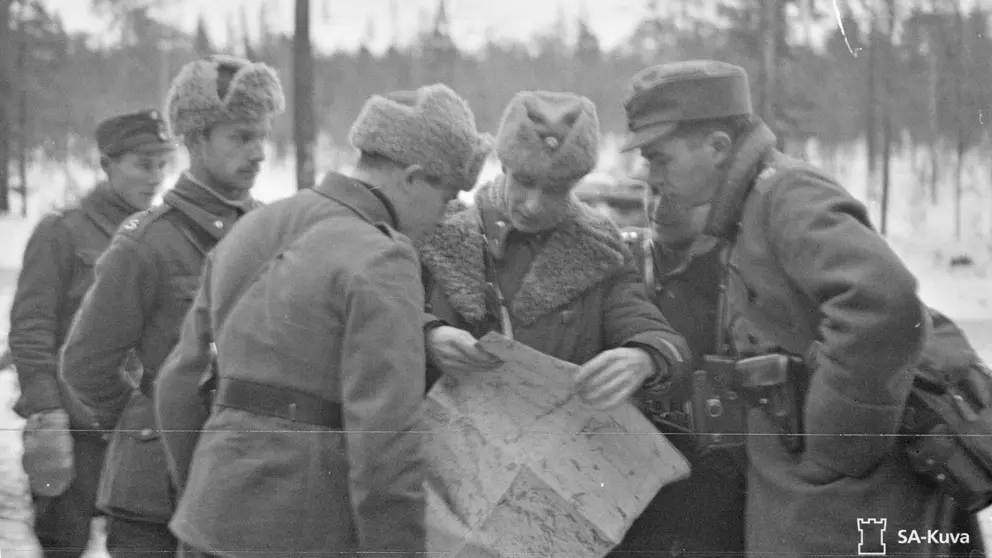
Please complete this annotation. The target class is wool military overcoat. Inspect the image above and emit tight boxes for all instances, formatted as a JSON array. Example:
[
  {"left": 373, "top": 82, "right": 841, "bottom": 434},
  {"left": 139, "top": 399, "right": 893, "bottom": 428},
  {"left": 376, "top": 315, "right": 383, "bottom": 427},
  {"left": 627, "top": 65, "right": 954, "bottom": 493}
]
[
  {"left": 712, "top": 123, "right": 936, "bottom": 557},
  {"left": 156, "top": 172, "right": 428, "bottom": 557},
  {"left": 60, "top": 174, "right": 253, "bottom": 525}
]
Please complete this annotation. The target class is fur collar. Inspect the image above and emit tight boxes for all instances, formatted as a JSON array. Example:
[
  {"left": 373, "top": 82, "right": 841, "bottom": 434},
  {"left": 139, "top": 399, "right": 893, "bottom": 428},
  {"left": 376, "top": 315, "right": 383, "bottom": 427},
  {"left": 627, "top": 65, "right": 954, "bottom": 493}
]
[{"left": 419, "top": 175, "right": 627, "bottom": 326}]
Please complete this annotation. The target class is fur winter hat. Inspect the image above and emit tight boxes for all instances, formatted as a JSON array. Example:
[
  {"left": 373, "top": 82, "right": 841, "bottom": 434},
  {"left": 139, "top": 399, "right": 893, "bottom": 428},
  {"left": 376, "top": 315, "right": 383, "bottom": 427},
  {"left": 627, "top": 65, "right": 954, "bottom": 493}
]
[
  {"left": 348, "top": 83, "right": 493, "bottom": 192},
  {"left": 496, "top": 91, "right": 600, "bottom": 183},
  {"left": 165, "top": 54, "right": 286, "bottom": 138}
]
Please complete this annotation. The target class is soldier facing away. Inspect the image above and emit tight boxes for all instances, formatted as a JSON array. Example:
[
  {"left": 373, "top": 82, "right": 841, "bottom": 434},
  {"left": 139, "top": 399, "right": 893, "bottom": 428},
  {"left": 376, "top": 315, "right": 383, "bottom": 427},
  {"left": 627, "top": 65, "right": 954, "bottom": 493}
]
[
  {"left": 9, "top": 110, "right": 174, "bottom": 557},
  {"left": 154, "top": 84, "right": 492, "bottom": 558},
  {"left": 621, "top": 59, "right": 938, "bottom": 556},
  {"left": 59, "top": 54, "right": 284, "bottom": 557}
]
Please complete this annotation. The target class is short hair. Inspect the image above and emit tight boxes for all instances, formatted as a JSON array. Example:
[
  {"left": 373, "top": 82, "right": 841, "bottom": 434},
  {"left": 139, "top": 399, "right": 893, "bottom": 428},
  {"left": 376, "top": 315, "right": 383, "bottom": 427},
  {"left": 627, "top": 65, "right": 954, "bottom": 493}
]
[
  {"left": 356, "top": 151, "right": 442, "bottom": 184},
  {"left": 671, "top": 114, "right": 754, "bottom": 147}
]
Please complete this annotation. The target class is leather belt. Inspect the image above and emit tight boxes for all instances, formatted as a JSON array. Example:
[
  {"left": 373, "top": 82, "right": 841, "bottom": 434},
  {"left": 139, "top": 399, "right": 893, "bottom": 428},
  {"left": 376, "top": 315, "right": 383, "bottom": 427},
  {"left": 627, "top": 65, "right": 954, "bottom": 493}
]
[{"left": 213, "top": 378, "right": 342, "bottom": 428}]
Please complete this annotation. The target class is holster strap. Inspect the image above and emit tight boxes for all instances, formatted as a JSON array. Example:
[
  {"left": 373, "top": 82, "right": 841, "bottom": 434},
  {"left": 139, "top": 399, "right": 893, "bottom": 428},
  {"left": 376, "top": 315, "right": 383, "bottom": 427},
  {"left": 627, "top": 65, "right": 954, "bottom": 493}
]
[{"left": 214, "top": 378, "right": 342, "bottom": 428}]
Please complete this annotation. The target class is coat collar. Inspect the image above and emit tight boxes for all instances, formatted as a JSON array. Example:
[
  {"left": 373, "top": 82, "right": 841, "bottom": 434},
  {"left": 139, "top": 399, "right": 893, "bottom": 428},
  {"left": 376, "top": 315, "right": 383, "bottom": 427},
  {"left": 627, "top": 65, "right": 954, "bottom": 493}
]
[
  {"left": 419, "top": 175, "right": 627, "bottom": 326},
  {"left": 703, "top": 120, "right": 779, "bottom": 241},
  {"left": 314, "top": 172, "right": 400, "bottom": 231},
  {"left": 164, "top": 173, "right": 257, "bottom": 241},
  {"left": 79, "top": 185, "right": 138, "bottom": 238}
]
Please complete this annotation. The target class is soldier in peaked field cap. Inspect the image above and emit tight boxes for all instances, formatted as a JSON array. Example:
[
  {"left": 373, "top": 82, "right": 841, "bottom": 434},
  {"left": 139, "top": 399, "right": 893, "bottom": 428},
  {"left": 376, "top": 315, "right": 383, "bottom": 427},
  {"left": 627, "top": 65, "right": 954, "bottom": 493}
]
[
  {"left": 617, "top": 59, "right": 945, "bottom": 557},
  {"left": 10, "top": 108, "right": 172, "bottom": 558},
  {"left": 60, "top": 54, "right": 283, "bottom": 556},
  {"left": 620, "top": 59, "right": 752, "bottom": 153}
]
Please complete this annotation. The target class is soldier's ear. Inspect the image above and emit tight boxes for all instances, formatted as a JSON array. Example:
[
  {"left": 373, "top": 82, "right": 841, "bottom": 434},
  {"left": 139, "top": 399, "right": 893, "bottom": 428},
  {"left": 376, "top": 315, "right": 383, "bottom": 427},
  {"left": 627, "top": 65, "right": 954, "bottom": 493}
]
[
  {"left": 707, "top": 131, "right": 733, "bottom": 167},
  {"left": 400, "top": 164, "right": 428, "bottom": 191}
]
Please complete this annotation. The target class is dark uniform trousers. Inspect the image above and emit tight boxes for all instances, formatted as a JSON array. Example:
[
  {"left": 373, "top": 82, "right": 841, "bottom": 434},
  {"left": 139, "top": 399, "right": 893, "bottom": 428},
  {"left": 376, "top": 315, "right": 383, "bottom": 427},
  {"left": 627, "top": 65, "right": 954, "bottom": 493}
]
[
  {"left": 104, "top": 518, "right": 177, "bottom": 557},
  {"left": 32, "top": 432, "right": 106, "bottom": 557}
]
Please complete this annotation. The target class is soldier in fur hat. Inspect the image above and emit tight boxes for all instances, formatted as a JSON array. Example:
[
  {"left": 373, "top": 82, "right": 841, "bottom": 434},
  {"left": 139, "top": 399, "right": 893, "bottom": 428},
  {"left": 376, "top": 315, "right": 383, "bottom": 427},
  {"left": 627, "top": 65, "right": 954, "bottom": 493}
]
[
  {"left": 10, "top": 109, "right": 173, "bottom": 557},
  {"left": 153, "top": 83, "right": 491, "bottom": 557},
  {"left": 419, "top": 90, "right": 690, "bottom": 451},
  {"left": 60, "top": 54, "right": 283, "bottom": 556}
]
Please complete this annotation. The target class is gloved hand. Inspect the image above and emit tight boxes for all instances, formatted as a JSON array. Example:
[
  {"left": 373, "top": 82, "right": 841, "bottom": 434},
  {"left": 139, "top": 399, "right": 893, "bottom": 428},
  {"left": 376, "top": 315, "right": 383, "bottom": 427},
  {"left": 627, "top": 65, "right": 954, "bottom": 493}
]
[{"left": 22, "top": 408, "right": 75, "bottom": 497}]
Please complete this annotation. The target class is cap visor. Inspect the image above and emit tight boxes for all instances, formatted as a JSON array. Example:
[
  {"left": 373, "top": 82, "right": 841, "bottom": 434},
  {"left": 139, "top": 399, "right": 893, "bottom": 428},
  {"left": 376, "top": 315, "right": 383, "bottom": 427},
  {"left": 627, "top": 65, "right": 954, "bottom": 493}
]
[{"left": 619, "top": 122, "right": 677, "bottom": 153}]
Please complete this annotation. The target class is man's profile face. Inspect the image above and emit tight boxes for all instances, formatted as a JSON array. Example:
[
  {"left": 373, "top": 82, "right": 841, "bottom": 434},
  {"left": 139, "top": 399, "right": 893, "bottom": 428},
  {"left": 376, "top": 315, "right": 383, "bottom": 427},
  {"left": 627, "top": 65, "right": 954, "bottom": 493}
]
[
  {"left": 639, "top": 133, "right": 720, "bottom": 243},
  {"left": 195, "top": 116, "right": 272, "bottom": 192}
]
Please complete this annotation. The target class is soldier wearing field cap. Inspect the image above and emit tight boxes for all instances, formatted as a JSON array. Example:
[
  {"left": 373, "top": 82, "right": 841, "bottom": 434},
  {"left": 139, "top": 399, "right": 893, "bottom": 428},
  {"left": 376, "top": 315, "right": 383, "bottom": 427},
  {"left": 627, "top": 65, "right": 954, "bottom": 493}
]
[
  {"left": 60, "top": 55, "right": 283, "bottom": 556},
  {"left": 10, "top": 109, "right": 173, "bottom": 557},
  {"left": 420, "top": 90, "right": 689, "bottom": 434},
  {"left": 153, "top": 83, "right": 491, "bottom": 558},
  {"left": 619, "top": 59, "right": 936, "bottom": 556}
]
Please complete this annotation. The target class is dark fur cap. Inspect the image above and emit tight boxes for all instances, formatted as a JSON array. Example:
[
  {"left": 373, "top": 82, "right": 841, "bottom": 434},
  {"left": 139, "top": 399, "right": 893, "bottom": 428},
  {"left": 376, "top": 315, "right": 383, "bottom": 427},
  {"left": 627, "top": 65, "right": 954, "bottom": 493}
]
[
  {"left": 496, "top": 91, "right": 600, "bottom": 183},
  {"left": 348, "top": 83, "right": 493, "bottom": 192}
]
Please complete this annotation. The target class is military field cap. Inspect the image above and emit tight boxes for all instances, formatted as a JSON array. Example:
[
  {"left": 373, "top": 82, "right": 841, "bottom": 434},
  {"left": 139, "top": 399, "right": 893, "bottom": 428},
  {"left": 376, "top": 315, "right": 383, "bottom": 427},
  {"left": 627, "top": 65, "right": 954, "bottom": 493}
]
[
  {"left": 166, "top": 54, "right": 286, "bottom": 138},
  {"left": 96, "top": 110, "right": 174, "bottom": 158},
  {"left": 621, "top": 60, "right": 753, "bottom": 152},
  {"left": 496, "top": 91, "right": 599, "bottom": 184},
  {"left": 348, "top": 83, "right": 493, "bottom": 192}
]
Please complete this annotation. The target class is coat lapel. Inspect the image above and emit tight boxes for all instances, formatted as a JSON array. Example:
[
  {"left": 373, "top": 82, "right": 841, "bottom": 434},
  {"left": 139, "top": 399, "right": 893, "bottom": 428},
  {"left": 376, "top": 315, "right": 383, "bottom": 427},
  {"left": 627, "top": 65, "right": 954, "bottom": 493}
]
[{"left": 420, "top": 177, "right": 627, "bottom": 326}]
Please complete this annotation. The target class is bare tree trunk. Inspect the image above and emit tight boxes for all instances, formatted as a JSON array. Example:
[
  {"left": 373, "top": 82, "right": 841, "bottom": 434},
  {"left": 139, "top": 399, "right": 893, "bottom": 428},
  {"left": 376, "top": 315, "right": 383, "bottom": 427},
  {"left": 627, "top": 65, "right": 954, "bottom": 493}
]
[
  {"left": 293, "top": 0, "right": 315, "bottom": 190},
  {"left": 925, "top": 9, "right": 939, "bottom": 204},
  {"left": 17, "top": 4, "right": 26, "bottom": 217},
  {"left": 879, "top": 0, "right": 896, "bottom": 235},
  {"left": 0, "top": 0, "right": 13, "bottom": 214},
  {"left": 865, "top": 22, "right": 876, "bottom": 204},
  {"left": 953, "top": 2, "right": 965, "bottom": 240},
  {"left": 761, "top": 0, "right": 778, "bottom": 129}
]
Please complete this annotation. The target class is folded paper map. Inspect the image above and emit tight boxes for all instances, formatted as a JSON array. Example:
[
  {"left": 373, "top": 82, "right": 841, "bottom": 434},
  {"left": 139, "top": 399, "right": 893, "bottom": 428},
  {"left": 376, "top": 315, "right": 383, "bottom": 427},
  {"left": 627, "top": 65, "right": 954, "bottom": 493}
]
[{"left": 421, "top": 332, "right": 691, "bottom": 557}]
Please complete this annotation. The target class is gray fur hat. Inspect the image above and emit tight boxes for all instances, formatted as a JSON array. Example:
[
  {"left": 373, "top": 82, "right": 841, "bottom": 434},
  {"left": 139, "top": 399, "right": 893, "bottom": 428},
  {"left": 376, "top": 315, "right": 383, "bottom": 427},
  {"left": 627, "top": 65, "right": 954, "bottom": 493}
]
[
  {"left": 165, "top": 54, "right": 286, "bottom": 138},
  {"left": 496, "top": 91, "right": 600, "bottom": 183},
  {"left": 348, "top": 83, "right": 493, "bottom": 192}
]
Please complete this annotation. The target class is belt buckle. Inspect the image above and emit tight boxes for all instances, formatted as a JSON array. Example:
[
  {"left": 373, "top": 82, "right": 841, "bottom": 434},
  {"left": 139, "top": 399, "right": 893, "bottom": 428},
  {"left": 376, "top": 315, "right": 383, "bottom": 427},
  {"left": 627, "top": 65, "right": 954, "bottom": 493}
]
[{"left": 288, "top": 402, "right": 298, "bottom": 421}]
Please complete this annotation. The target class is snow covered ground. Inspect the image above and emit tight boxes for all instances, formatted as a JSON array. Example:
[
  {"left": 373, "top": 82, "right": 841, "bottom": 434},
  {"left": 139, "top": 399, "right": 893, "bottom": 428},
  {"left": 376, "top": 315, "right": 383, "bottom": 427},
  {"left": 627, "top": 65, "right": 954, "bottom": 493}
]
[{"left": 0, "top": 147, "right": 989, "bottom": 555}]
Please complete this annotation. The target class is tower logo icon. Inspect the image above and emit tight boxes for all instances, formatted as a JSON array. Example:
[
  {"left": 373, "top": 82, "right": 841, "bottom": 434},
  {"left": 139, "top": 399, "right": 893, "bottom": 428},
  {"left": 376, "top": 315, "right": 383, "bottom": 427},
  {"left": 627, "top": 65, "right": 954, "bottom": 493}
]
[{"left": 857, "top": 518, "right": 887, "bottom": 556}]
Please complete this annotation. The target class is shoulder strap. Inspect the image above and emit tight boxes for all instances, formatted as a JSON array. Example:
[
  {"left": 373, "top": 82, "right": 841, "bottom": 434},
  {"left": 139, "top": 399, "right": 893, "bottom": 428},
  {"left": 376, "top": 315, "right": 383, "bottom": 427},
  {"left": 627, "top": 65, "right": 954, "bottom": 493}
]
[
  {"left": 713, "top": 164, "right": 782, "bottom": 357},
  {"left": 79, "top": 203, "right": 121, "bottom": 239},
  {"left": 161, "top": 198, "right": 217, "bottom": 257}
]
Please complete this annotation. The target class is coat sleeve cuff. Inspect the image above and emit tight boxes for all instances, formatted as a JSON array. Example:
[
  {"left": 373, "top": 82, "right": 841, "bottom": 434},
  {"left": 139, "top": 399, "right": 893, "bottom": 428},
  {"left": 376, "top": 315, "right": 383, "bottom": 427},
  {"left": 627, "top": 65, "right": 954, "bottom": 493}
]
[
  {"left": 802, "top": 367, "right": 909, "bottom": 478},
  {"left": 12, "top": 371, "right": 63, "bottom": 418},
  {"left": 623, "top": 333, "right": 689, "bottom": 395},
  {"left": 424, "top": 314, "right": 449, "bottom": 391}
]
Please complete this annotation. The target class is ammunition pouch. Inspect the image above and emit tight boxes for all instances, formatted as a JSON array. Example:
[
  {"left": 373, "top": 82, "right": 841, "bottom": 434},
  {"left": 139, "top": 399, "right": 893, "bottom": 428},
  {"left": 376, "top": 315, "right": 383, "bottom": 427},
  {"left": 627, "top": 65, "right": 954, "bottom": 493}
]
[
  {"left": 902, "top": 364, "right": 992, "bottom": 513},
  {"left": 688, "top": 352, "right": 806, "bottom": 458}
]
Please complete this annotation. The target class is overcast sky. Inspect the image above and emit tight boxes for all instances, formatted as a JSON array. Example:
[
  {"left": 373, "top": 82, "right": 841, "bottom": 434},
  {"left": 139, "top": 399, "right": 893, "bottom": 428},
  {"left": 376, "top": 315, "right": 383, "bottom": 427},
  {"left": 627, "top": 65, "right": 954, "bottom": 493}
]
[{"left": 41, "top": 0, "right": 664, "bottom": 53}]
